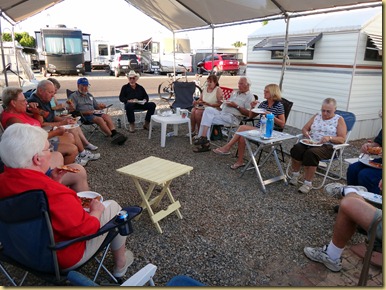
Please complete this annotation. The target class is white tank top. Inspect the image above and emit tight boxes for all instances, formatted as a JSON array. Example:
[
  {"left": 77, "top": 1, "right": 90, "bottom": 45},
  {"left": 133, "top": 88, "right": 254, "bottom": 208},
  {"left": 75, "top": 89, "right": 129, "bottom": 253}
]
[
  {"left": 202, "top": 86, "right": 219, "bottom": 107},
  {"left": 310, "top": 113, "right": 341, "bottom": 142}
]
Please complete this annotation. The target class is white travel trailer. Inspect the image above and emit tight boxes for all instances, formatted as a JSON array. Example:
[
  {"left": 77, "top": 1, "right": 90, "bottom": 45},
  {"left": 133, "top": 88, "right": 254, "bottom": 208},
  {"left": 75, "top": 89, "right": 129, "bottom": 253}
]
[
  {"left": 247, "top": 7, "right": 382, "bottom": 140},
  {"left": 91, "top": 40, "right": 116, "bottom": 70}
]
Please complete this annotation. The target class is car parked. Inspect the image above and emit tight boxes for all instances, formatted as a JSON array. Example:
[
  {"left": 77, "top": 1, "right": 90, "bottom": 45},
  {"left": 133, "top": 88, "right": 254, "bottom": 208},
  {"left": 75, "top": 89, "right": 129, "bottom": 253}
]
[
  {"left": 108, "top": 53, "right": 142, "bottom": 77},
  {"left": 196, "top": 54, "right": 239, "bottom": 76}
]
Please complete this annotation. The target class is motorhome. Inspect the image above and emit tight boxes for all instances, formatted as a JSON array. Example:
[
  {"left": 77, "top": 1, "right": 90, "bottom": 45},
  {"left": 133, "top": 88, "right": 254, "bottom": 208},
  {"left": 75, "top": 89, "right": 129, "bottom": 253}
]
[
  {"left": 116, "top": 37, "right": 192, "bottom": 74},
  {"left": 35, "top": 25, "right": 86, "bottom": 76},
  {"left": 91, "top": 40, "right": 117, "bottom": 70},
  {"left": 247, "top": 7, "right": 382, "bottom": 140}
]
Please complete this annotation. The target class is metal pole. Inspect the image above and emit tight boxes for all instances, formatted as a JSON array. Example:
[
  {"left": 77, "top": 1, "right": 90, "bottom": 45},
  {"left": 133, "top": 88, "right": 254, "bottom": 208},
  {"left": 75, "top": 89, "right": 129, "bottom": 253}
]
[
  {"left": 11, "top": 26, "right": 21, "bottom": 87},
  {"left": 211, "top": 25, "right": 214, "bottom": 72},
  {"left": 0, "top": 11, "right": 9, "bottom": 86},
  {"left": 173, "top": 31, "right": 176, "bottom": 80},
  {"left": 279, "top": 14, "right": 290, "bottom": 90}
]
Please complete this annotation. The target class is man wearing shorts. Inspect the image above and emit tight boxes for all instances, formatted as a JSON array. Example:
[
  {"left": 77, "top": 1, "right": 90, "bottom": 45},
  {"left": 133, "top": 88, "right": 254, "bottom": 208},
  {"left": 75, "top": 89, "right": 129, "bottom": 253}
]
[{"left": 69, "top": 78, "right": 127, "bottom": 145}]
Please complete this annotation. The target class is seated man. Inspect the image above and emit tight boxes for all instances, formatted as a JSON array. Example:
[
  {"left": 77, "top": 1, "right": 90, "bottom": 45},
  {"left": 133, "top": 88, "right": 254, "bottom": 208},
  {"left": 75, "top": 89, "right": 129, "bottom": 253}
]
[
  {"left": 193, "top": 76, "right": 255, "bottom": 152},
  {"left": 304, "top": 181, "right": 382, "bottom": 272},
  {"left": 68, "top": 77, "right": 127, "bottom": 145},
  {"left": 119, "top": 70, "right": 156, "bottom": 133},
  {"left": 0, "top": 123, "right": 134, "bottom": 277},
  {"left": 28, "top": 79, "right": 100, "bottom": 166}
]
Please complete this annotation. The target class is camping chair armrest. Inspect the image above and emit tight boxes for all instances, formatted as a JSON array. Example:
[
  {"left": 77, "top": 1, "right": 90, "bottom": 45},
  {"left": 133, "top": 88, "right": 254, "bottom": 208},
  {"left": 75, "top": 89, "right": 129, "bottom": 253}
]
[
  {"left": 332, "top": 143, "right": 350, "bottom": 150},
  {"left": 120, "top": 263, "right": 158, "bottom": 286},
  {"left": 52, "top": 206, "right": 142, "bottom": 251}
]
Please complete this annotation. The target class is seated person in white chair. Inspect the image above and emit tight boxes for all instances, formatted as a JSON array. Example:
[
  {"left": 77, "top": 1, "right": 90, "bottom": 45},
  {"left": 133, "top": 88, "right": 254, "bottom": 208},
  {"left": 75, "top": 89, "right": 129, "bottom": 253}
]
[{"left": 119, "top": 70, "right": 156, "bottom": 133}]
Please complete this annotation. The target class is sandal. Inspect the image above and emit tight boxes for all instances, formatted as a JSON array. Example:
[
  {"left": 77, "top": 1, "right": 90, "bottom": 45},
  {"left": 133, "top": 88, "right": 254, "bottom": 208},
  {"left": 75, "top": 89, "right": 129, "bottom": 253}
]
[
  {"left": 212, "top": 148, "right": 231, "bottom": 155},
  {"left": 193, "top": 144, "right": 210, "bottom": 153},
  {"left": 230, "top": 163, "right": 246, "bottom": 170}
]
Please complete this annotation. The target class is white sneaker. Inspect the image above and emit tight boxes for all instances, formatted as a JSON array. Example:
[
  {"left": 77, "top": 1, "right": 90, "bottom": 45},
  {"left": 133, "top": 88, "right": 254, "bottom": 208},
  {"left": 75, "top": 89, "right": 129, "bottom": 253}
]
[
  {"left": 75, "top": 156, "right": 88, "bottom": 166},
  {"left": 79, "top": 150, "right": 100, "bottom": 161},
  {"left": 324, "top": 183, "right": 368, "bottom": 198},
  {"left": 298, "top": 183, "right": 312, "bottom": 194},
  {"left": 304, "top": 245, "right": 342, "bottom": 272},
  {"left": 289, "top": 174, "right": 299, "bottom": 186},
  {"left": 85, "top": 143, "right": 98, "bottom": 151}
]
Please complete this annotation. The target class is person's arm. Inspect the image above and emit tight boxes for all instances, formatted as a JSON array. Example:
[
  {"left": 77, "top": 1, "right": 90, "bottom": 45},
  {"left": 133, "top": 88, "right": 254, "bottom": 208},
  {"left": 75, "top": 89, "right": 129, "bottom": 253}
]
[
  {"left": 141, "top": 86, "right": 149, "bottom": 102},
  {"left": 274, "top": 113, "right": 286, "bottom": 129},
  {"left": 118, "top": 85, "right": 128, "bottom": 103},
  {"left": 301, "top": 114, "right": 317, "bottom": 137}
]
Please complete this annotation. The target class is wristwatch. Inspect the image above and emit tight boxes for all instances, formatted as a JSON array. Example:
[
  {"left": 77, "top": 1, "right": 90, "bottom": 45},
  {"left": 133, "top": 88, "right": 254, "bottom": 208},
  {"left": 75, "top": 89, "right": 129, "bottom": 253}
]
[{"left": 329, "top": 136, "right": 332, "bottom": 141}]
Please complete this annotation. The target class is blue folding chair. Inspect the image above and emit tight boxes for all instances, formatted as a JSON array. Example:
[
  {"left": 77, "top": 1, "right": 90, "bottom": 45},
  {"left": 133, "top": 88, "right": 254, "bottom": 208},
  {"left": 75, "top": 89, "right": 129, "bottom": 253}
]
[{"left": 286, "top": 110, "right": 356, "bottom": 189}]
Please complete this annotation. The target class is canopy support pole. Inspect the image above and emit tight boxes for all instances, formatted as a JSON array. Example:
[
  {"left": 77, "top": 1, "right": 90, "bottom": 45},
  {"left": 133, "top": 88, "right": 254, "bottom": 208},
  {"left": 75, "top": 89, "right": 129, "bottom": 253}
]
[
  {"left": 211, "top": 25, "right": 214, "bottom": 71},
  {"left": 279, "top": 14, "right": 290, "bottom": 90},
  {"left": 0, "top": 11, "right": 9, "bottom": 87},
  {"left": 172, "top": 31, "right": 176, "bottom": 80}
]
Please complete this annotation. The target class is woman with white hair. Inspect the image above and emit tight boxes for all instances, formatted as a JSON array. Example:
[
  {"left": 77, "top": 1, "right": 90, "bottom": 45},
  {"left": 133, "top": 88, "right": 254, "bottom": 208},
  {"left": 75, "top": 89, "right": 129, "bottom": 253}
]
[{"left": 0, "top": 123, "right": 134, "bottom": 277}]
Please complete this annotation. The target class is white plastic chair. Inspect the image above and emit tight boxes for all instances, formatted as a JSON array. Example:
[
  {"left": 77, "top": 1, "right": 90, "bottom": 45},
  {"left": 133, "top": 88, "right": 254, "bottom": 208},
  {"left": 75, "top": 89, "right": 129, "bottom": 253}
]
[{"left": 119, "top": 102, "right": 146, "bottom": 130}]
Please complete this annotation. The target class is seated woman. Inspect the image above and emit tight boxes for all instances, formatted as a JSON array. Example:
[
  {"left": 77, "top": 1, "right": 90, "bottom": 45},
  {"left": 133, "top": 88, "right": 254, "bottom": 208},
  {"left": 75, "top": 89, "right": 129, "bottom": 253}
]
[
  {"left": 0, "top": 124, "right": 134, "bottom": 277},
  {"left": 190, "top": 75, "right": 223, "bottom": 136},
  {"left": 289, "top": 98, "right": 347, "bottom": 194},
  {"left": 212, "top": 83, "right": 285, "bottom": 170},
  {"left": 1, "top": 87, "right": 78, "bottom": 165}
]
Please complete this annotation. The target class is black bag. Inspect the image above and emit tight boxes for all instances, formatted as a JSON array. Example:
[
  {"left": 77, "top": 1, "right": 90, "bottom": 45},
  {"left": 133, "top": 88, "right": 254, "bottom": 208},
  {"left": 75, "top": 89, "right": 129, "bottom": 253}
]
[{"left": 210, "top": 125, "right": 223, "bottom": 141}]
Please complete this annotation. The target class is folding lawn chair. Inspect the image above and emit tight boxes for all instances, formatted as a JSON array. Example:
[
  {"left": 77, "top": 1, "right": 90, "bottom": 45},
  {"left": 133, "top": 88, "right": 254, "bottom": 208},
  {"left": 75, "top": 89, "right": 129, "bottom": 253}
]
[{"left": 0, "top": 189, "right": 142, "bottom": 286}]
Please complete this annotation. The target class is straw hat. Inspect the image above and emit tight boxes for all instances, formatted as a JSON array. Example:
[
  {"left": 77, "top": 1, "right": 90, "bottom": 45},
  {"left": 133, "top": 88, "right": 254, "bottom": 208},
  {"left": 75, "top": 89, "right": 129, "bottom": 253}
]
[{"left": 126, "top": 70, "right": 140, "bottom": 80}]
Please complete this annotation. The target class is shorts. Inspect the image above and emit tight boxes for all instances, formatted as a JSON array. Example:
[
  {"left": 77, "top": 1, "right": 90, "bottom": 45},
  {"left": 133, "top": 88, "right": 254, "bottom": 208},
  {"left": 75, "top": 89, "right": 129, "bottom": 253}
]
[
  {"left": 49, "top": 137, "right": 59, "bottom": 151},
  {"left": 368, "top": 209, "right": 382, "bottom": 242},
  {"left": 81, "top": 114, "right": 97, "bottom": 123}
]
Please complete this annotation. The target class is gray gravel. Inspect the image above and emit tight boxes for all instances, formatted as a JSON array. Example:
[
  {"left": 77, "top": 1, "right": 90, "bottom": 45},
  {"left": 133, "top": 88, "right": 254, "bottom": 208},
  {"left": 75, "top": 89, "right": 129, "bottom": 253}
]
[{"left": 0, "top": 100, "right": 368, "bottom": 286}]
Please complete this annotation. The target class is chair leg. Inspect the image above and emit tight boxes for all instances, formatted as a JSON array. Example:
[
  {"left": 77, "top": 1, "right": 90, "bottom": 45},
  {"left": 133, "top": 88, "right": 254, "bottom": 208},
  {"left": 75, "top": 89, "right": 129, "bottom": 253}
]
[{"left": 358, "top": 216, "right": 382, "bottom": 286}]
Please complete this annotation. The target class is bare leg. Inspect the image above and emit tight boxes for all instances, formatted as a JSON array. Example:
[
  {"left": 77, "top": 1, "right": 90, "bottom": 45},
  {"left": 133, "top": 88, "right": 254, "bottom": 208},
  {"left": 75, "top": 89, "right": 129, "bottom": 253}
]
[
  {"left": 112, "top": 244, "right": 127, "bottom": 269},
  {"left": 68, "top": 129, "right": 85, "bottom": 152},
  {"left": 218, "top": 125, "right": 255, "bottom": 152},
  {"left": 291, "top": 158, "right": 302, "bottom": 172},
  {"left": 190, "top": 108, "right": 197, "bottom": 133},
  {"left": 61, "top": 164, "right": 89, "bottom": 192},
  {"left": 332, "top": 194, "right": 376, "bottom": 248},
  {"left": 92, "top": 116, "right": 112, "bottom": 136},
  {"left": 194, "top": 109, "right": 204, "bottom": 133},
  {"left": 57, "top": 142, "right": 78, "bottom": 164},
  {"left": 102, "top": 114, "right": 116, "bottom": 131},
  {"left": 304, "top": 166, "right": 317, "bottom": 182},
  {"left": 236, "top": 136, "right": 247, "bottom": 165}
]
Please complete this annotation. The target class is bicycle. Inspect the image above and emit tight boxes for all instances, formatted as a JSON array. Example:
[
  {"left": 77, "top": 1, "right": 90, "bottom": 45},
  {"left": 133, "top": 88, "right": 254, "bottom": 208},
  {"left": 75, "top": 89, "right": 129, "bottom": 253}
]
[{"left": 157, "top": 64, "right": 203, "bottom": 105}]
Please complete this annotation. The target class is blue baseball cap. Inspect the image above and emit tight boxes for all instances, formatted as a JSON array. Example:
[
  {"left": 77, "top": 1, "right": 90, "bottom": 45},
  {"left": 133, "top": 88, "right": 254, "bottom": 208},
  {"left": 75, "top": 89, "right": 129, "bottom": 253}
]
[{"left": 77, "top": 77, "right": 89, "bottom": 86}]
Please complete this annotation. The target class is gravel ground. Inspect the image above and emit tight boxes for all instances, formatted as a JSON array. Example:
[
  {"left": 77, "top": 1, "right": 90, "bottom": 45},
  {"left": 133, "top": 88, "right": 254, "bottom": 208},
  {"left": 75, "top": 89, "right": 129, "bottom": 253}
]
[{"left": 0, "top": 100, "right": 372, "bottom": 286}]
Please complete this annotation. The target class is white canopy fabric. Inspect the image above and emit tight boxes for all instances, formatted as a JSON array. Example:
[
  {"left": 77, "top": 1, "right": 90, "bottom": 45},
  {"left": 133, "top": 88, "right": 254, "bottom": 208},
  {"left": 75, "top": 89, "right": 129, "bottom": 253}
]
[
  {"left": 0, "top": 0, "right": 63, "bottom": 23},
  {"left": 123, "top": 0, "right": 381, "bottom": 32}
]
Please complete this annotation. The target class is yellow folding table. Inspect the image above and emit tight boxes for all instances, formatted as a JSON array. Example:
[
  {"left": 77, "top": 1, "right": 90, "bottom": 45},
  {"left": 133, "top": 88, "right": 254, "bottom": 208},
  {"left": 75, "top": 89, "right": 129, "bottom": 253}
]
[{"left": 117, "top": 156, "right": 193, "bottom": 233}]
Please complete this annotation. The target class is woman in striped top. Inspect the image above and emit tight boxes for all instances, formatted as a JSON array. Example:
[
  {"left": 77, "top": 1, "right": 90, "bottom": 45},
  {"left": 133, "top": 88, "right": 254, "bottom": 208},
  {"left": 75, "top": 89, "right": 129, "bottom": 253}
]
[{"left": 213, "top": 84, "right": 285, "bottom": 170}]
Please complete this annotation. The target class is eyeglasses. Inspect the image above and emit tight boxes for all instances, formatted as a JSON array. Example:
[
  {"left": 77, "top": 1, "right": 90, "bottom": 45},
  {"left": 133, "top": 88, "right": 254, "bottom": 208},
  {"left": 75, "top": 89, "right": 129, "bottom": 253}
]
[
  {"left": 43, "top": 144, "right": 55, "bottom": 153},
  {"left": 321, "top": 109, "right": 332, "bottom": 113},
  {"left": 129, "top": 77, "right": 136, "bottom": 80},
  {"left": 15, "top": 98, "right": 27, "bottom": 102}
]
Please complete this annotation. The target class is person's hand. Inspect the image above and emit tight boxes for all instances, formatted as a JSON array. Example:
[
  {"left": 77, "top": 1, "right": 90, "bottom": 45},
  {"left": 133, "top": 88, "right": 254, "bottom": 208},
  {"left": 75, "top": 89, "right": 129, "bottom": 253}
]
[
  {"left": 227, "top": 101, "right": 237, "bottom": 108},
  {"left": 319, "top": 136, "right": 331, "bottom": 144},
  {"left": 251, "top": 100, "right": 259, "bottom": 108},
  {"left": 379, "top": 179, "right": 382, "bottom": 191},
  {"left": 89, "top": 199, "right": 105, "bottom": 217},
  {"left": 49, "top": 167, "right": 67, "bottom": 182},
  {"left": 99, "top": 103, "right": 106, "bottom": 109}
]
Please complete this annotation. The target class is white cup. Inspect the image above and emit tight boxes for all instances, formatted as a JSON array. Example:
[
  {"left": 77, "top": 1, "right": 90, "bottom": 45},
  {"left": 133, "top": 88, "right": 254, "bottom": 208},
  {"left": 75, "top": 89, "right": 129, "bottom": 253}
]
[{"left": 176, "top": 107, "right": 181, "bottom": 115}]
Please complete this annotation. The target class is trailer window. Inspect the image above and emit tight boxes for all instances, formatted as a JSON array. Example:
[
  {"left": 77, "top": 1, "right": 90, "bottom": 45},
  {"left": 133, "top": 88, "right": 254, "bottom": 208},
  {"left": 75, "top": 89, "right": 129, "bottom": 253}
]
[
  {"left": 271, "top": 49, "right": 314, "bottom": 60},
  {"left": 64, "top": 37, "right": 83, "bottom": 54},
  {"left": 45, "top": 36, "right": 83, "bottom": 54},
  {"left": 98, "top": 44, "right": 108, "bottom": 56}
]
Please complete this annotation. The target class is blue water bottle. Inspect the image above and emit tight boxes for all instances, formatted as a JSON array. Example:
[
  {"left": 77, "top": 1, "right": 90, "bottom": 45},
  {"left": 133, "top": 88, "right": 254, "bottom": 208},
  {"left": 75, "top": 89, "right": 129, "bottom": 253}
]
[{"left": 265, "top": 113, "right": 274, "bottom": 138}]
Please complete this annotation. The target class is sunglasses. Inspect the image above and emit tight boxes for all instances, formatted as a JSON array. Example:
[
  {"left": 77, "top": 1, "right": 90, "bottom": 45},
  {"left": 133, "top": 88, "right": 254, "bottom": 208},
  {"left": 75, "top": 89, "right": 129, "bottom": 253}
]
[
  {"left": 321, "top": 109, "right": 332, "bottom": 113},
  {"left": 129, "top": 77, "right": 136, "bottom": 80}
]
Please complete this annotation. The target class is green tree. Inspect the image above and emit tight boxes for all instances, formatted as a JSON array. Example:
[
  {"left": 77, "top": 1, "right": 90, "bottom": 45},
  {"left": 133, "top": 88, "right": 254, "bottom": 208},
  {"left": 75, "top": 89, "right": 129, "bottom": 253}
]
[
  {"left": 232, "top": 41, "right": 246, "bottom": 48},
  {"left": 1, "top": 32, "right": 35, "bottom": 47}
]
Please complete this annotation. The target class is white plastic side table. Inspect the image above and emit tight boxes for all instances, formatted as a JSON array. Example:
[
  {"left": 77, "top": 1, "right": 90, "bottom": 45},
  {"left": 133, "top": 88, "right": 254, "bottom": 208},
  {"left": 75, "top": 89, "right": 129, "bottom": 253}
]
[{"left": 149, "top": 114, "right": 192, "bottom": 147}]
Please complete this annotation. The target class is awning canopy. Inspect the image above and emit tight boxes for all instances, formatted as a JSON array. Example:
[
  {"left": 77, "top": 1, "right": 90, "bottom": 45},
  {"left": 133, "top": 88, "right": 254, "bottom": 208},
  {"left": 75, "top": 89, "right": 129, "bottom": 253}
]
[
  {"left": 0, "top": 0, "right": 63, "bottom": 23},
  {"left": 253, "top": 33, "right": 323, "bottom": 51},
  {"left": 367, "top": 33, "right": 382, "bottom": 51}
]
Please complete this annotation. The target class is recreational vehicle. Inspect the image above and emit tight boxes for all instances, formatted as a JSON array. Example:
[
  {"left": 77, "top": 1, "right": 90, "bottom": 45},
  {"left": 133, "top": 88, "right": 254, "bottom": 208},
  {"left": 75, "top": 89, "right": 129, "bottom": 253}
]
[
  {"left": 247, "top": 7, "right": 382, "bottom": 140},
  {"left": 91, "top": 40, "right": 117, "bottom": 70},
  {"left": 116, "top": 37, "right": 192, "bottom": 74},
  {"left": 35, "top": 25, "right": 86, "bottom": 76}
]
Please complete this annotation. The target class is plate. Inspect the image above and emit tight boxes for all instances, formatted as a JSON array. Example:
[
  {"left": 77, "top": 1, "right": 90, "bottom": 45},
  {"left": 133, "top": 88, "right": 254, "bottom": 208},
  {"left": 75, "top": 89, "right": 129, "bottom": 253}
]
[
  {"left": 300, "top": 139, "right": 322, "bottom": 147},
  {"left": 77, "top": 191, "right": 103, "bottom": 212},
  {"left": 134, "top": 100, "right": 146, "bottom": 105},
  {"left": 251, "top": 108, "right": 266, "bottom": 114},
  {"left": 357, "top": 191, "right": 382, "bottom": 205},
  {"left": 359, "top": 158, "right": 382, "bottom": 169},
  {"left": 60, "top": 124, "right": 80, "bottom": 129},
  {"left": 93, "top": 110, "right": 103, "bottom": 116},
  {"left": 247, "top": 130, "right": 260, "bottom": 137}
]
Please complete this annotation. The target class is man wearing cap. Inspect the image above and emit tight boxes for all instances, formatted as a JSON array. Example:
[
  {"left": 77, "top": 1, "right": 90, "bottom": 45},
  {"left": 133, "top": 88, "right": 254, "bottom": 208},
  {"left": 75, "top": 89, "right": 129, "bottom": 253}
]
[
  {"left": 119, "top": 70, "right": 156, "bottom": 133},
  {"left": 69, "top": 78, "right": 127, "bottom": 145}
]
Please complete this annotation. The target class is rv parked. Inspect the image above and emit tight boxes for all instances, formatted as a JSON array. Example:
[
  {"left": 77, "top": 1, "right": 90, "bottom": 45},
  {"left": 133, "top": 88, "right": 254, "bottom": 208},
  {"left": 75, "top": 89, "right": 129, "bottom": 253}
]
[
  {"left": 247, "top": 7, "right": 382, "bottom": 140},
  {"left": 91, "top": 40, "right": 116, "bottom": 70},
  {"left": 116, "top": 37, "right": 192, "bottom": 74},
  {"left": 35, "top": 25, "right": 86, "bottom": 76}
]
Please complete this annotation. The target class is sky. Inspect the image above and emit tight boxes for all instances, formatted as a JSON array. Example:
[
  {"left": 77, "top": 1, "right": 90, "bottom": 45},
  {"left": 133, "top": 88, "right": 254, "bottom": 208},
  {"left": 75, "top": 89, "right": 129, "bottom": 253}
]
[{"left": 4, "top": 0, "right": 261, "bottom": 50}]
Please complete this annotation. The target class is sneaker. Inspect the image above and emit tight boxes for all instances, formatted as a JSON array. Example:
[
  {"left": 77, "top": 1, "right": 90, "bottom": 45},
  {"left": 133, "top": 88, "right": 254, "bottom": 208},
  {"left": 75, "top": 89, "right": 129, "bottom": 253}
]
[
  {"left": 79, "top": 150, "right": 100, "bottom": 161},
  {"left": 75, "top": 156, "right": 88, "bottom": 166},
  {"left": 85, "top": 143, "right": 98, "bottom": 151},
  {"left": 113, "top": 250, "right": 134, "bottom": 278},
  {"left": 298, "top": 183, "right": 312, "bottom": 194},
  {"left": 325, "top": 183, "right": 368, "bottom": 199},
  {"left": 303, "top": 245, "right": 342, "bottom": 272},
  {"left": 289, "top": 174, "right": 299, "bottom": 186}
]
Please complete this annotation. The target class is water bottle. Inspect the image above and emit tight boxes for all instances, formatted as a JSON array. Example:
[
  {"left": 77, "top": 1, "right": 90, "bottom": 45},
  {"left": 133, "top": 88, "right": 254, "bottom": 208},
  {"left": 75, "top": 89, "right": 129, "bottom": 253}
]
[
  {"left": 265, "top": 113, "right": 274, "bottom": 138},
  {"left": 260, "top": 115, "right": 267, "bottom": 136},
  {"left": 117, "top": 118, "right": 121, "bottom": 128}
]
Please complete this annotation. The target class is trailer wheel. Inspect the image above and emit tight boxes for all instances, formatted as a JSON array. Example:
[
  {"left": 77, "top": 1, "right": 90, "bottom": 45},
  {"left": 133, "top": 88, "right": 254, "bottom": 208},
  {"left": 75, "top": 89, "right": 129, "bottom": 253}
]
[{"left": 114, "top": 68, "right": 120, "bottom": 77}]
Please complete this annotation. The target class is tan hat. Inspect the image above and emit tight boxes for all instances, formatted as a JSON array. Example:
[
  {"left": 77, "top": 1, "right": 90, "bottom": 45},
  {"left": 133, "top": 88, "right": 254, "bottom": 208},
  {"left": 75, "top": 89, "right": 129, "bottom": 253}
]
[{"left": 126, "top": 70, "right": 140, "bottom": 80}]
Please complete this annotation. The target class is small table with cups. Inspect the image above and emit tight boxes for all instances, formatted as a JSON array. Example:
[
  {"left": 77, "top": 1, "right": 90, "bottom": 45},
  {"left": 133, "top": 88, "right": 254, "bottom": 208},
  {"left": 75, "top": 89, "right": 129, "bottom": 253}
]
[
  {"left": 237, "top": 130, "right": 297, "bottom": 193},
  {"left": 148, "top": 109, "right": 192, "bottom": 147}
]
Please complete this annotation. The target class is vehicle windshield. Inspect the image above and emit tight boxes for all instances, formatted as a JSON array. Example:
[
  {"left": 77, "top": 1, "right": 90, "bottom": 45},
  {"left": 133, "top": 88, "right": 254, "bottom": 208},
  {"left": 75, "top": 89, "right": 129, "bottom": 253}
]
[
  {"left": 121, "top": 54, "right": 137, "bottom": 60},
  {"left": 222, "top": 55, "right": 237, "bottom": 60},
  {"left": 45, "top": 36, "right": 83, "bottom": 54}
]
